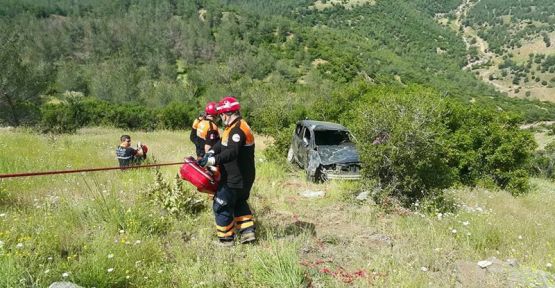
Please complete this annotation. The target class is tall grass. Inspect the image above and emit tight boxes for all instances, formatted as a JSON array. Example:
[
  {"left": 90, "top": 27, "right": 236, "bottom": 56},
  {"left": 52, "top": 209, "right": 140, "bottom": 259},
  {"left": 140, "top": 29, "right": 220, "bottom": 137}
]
[{"left": 0, "top": 128, "right": 554, "bottom": 287}]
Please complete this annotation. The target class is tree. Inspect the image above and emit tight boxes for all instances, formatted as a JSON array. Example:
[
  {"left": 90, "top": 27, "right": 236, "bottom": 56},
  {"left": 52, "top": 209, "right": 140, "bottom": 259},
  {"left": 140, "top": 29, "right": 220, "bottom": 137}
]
[{"left": 0, "top": 36, "right": 49, "bottom": 126}]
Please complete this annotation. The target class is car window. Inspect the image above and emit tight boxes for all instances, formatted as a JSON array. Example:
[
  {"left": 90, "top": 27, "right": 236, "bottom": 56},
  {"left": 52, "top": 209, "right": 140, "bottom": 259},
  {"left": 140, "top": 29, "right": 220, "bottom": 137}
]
[
  {"left": 314, "top": 130, "right": 351, "bottom": 146},
  {"left": 295, "top": 124, "right": 303, "bottom": 136},
  {"left": 303, "top": 127, "right": 311, "bottom": 143}
]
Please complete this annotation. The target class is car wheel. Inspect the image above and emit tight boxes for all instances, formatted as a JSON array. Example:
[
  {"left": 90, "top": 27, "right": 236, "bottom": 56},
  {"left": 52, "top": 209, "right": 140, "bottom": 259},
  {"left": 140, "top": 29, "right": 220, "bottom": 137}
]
[
  {"left": 287, "top": 146, "right": 295, "bottom": 164},
  {"left": 306, "top": 166, "right": 322, "bottom": 183}
]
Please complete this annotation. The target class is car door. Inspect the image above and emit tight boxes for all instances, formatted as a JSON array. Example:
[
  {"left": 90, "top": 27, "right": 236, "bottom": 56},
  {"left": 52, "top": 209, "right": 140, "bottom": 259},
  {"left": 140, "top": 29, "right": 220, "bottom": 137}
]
[
  {"left": 291, "top": 123, "right": 303, "bottom": 163},
  {"left": 299, "top": 126, "right": 312, "bottom": 168}
]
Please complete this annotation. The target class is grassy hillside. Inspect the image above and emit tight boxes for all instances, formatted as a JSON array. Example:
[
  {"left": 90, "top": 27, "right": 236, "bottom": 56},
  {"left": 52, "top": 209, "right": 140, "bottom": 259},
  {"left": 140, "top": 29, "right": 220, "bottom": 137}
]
[
  {"left": 435, "top": 0, "right": 555, "bottom": 101},
  {"left": 3, "top": 0, "right": 555, "bottom": 129},
  {"left": 1, "top": 128, "right": 554, "bottom": 287}
]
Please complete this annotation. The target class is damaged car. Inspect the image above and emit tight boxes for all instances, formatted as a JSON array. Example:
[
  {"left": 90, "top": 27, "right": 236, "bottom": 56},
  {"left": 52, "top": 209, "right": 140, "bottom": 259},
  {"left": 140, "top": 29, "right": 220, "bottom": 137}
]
[{"left": 287, "top": 120, "right": 361, "bottom": 182}]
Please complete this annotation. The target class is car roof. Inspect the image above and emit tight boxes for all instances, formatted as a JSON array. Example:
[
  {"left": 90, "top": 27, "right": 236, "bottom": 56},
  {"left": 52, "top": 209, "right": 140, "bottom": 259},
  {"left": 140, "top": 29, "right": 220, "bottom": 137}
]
[{"left": 298, "top": 120, "right": 349, "bottom": 131}]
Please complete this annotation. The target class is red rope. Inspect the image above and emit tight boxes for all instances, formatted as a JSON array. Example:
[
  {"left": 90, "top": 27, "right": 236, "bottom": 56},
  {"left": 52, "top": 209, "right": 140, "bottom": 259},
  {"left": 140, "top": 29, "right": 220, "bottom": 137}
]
[{"left": 0, "top": 162, "right": 185, "bottom": 179}]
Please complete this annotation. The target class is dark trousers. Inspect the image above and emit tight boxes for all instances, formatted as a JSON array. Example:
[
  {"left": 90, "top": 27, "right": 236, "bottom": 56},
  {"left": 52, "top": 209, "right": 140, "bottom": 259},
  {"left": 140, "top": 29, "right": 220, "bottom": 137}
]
[{"left": 213, "top": 183, "right": 255, "bottom": 241}]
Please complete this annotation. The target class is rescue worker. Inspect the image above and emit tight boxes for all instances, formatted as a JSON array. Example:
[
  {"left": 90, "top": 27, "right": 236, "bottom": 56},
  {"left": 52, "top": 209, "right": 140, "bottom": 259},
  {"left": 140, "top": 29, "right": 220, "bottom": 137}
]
[
  {"left": 198, "top": 96, "right": 256, "bottom": 246},
  {"left": 116, "top": 135, "right": 146, "bottom": 168},
  {"left": 196, "top": 102, "right": 220, "bottom": 155},
  {"left": 190, "top": 112, "right": 205, "bottom": 159}
]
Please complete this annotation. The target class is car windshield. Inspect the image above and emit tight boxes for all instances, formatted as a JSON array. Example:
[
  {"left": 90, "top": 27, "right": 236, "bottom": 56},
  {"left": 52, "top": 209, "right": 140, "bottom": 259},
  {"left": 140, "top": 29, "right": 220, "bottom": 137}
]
[{"left": 314, "top": 130, "right": 351, "bottom": 146}]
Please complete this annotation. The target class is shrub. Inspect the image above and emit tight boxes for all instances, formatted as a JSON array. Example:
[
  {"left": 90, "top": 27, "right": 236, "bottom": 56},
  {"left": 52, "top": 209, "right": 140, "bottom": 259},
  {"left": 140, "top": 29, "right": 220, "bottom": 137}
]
[
  {"left": 530, "top": 141, "right": 555, "bottom": 179},
  {"left": 348, "top": 85, "right": 455, "bottom": 205},
  {"left": 263, "top": 124, "right": 295, "bottom": 163},
  {"left": 444, "top": 104, "right": 536, "bottom": 195},
  {"left": 157, "top": 102, "right": 195, "bottom": 130},
  {"left": 346, "top": 85, "right": 536, "bottom": 205},
  {"left": 40, "top": 96, "right": 88, "bottom": 134}
]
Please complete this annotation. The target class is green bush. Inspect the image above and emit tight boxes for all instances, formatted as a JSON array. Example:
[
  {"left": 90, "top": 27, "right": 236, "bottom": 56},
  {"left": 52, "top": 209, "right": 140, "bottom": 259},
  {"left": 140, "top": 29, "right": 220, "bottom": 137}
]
[
  {"left": 347, "top": 84, "right": 536, "bottom": 205},
  {"left": 263, "top": 124, "right": 295, "bottom": 163},
  {"left": 348, "top": 85, "right": 455, "bottom": 205},
  {"left": 444, "top": 104, "right": 536, "bottom": 195},
  {"left": 530, "top": 141, "right": 555, "bottom": 179}
]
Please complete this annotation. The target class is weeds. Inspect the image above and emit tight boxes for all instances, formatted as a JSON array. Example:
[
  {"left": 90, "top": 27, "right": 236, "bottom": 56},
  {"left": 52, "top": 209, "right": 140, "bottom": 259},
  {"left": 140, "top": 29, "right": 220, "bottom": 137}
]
[{"left": 145, "top": 168, "right": 205, "bottom": 217}]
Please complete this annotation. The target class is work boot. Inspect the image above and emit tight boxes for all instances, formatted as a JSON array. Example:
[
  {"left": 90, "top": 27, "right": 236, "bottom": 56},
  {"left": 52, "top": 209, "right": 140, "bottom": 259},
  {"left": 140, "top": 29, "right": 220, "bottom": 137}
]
[
  {"left": 213, "top": 239, "right": 234, "bottom": 247},
  {"left": 240, "top": 231, "right": 256, "bottom": 244}
]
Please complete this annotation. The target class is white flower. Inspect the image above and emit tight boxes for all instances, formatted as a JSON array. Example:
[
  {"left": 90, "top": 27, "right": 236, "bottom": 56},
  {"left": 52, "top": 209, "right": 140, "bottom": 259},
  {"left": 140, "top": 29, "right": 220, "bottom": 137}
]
[
  {"left": 44, "top": 269, "right": 50, "bottom": 274},
  {"left": 462, "top": 221, "right": 470, "bottom": 226},
  {"left": 437, "top": 213, "right": 443, "bottom": 220},
  {"left": 107, "top": 254, "right": 114, "bottom": 259},
  {"left": 547, "top": 263, "right": 553, "bottom": 268},
  {"left": 126, "top": 275, "right": 131, "bottom": 279},
  {"left": 119, "top": 229, "right": 125, "bottom": 234},
  {"left": 451, "top": 229, "right": 457, "bottom": 234},
  {"left": 134, "top": 240, "right": 141, "bottom": 245},
  {"left": 0, "top": 213, "right": 6, "bottom": 217},
  {"left": 47, "top": 256, "right": 53, "bottom": 261},
  {"left": 420, "top": 266, "right": 428, "bottom": 272},
  {"left": 16, "top": 243, "right": 24, "bottom": 249},
  {"left": 518, "top": 235, "right": 523, "bottom": 240},
  {"left": 158, "top": 269, "right": 163, "bottom": 274},
  {"left": 62, "top": 272, "right": 70, "bottom": 278},
  {"left": 107, "top": 268, "right": 114, "bottom": 273}
]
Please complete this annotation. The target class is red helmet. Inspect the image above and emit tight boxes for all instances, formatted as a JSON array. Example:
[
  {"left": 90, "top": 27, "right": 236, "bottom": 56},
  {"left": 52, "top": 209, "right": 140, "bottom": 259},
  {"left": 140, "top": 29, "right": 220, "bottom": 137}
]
[
  {"left": 205, "top": 101, "right": 218, "bottom": 116},
  {"left": 217, "top": 96, "right": 240, "bottom": 113}
]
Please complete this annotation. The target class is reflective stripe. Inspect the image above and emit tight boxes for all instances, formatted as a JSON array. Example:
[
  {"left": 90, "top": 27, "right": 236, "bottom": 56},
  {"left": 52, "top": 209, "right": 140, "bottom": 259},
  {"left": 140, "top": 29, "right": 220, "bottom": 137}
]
[
  {"left": 234, "top": 215, "right": 254, "bottom": 222},
  {"left": 216, "top": 222, "right": 235, "bottom": 232},
  {"left": 217, "top": 230, "right": 235, "bottom": 237},
  {"left": 236, "top": 221, "right": 254, "bottom": 230},
  {"left": 116, "top": 156, "right": 133, "bottom": 159}
]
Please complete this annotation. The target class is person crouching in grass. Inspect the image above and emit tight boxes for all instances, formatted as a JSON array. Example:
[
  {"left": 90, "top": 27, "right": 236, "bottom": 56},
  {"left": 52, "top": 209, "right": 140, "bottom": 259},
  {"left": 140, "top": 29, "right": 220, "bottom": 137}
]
[{"left": 116, "top": 135, "right": 146, "bottom": 168}]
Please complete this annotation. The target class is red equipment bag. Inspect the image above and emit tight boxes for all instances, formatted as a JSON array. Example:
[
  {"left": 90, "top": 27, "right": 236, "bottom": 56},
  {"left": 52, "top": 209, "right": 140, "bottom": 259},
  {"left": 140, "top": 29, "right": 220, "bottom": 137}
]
[{"left": 179, "top": 156, "right": 218, "bottom": 194}]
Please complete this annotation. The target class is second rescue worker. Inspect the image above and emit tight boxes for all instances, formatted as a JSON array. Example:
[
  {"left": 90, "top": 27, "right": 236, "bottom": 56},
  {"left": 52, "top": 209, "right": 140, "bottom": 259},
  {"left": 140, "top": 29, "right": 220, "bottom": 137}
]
[
  {"left": 199, "top": 96, "right": 256, "bottom": 246},
  {"left": 196, "top": 102, "right": 220, "bottom": 155}
]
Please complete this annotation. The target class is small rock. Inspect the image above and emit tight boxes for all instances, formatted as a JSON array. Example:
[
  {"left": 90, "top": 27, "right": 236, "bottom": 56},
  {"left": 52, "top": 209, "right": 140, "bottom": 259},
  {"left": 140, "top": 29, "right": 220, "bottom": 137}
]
[
  {"left": 506, "top": 259, "right": 519, "bottom": 267},
  {"left": 355, "top": 191, "right": 369, "bottom": 201},
  {"left": 48, "top": 282, "right": 83, "bottom": 288},
  {"left": 299, "top": 190, "right": 325, "bottom": 198},
  {"left": 477, "top": 260, "right": 493, "bottom": 268}
]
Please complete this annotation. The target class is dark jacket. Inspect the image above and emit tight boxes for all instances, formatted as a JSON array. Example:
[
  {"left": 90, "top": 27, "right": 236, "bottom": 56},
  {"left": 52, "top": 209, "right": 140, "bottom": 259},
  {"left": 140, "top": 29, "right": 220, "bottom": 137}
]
[{"left": 212, "top": 117, "right": 255, "bottom": 190}]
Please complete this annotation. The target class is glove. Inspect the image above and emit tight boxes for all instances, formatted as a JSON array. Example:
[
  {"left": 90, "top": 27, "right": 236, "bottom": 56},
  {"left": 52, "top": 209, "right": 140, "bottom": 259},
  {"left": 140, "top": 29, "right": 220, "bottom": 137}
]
[{"left": 197, "top": 155, "right": 215, "bottom": 167}]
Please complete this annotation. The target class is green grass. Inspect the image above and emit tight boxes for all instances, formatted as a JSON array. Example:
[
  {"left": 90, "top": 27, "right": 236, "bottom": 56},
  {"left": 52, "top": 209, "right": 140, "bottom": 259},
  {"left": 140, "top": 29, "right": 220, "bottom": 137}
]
[{"left": 0, "top": 128, "right": 554, "bottom": 287}]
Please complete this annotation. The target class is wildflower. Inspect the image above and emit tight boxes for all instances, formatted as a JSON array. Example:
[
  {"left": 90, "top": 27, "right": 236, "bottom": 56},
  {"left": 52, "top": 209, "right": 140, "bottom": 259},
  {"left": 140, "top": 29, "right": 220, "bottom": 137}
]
[
  {"left": 0, "top": 213, "right": 6, "bottom": 217},
  {"left": 547, "top": 263, "right": 553, "bottom": 268},
  {"left": 462, "top": 221, "right": 469, "bottom": 226},
  {"left": 518, "top": 235, "right": 523, "bottom": 240},
  {"left": 126, "top": 275, "right": 130, "bottom": 279},
  {"left": 119, "top": 230, "right": 125, "bottom": 234},
  {"left": 107, "top": 268, "right": 114, "bottom": 273},
  {"left": 107, "top": 254, "right": 114, "bottom": 259},
  {"left": 451, "top": 229, "right": 457, "bottom": 234},
  {"left": 134, "top": 240, "right": 141, "bottom": 245},
  {"left": 420, "top": 266, "right": 428, "bottom": 272},
  {"left": 437, "top": 213, "right": 443, "bottom": 220},
  {"left": 16, "top": 243, "right": 24, "bottom": 249},
  {"left": 62, "top": 272, "right": 70, "bottom": 278},
  {"left": 158, "top": 269, "right": 163, "bottom": 274},
  {"left": 47, "top": 256, "right": 53, "bottom": 261},
  {"left": 44, "top": 269, "right": 50, "bottom": 274}
]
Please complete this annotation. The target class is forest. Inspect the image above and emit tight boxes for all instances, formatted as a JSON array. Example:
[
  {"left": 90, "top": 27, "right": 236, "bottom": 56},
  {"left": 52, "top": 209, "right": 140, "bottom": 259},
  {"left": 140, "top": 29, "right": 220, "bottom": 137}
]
[{"left": 2, "top": 0, "right": 555, "bottom": 132}]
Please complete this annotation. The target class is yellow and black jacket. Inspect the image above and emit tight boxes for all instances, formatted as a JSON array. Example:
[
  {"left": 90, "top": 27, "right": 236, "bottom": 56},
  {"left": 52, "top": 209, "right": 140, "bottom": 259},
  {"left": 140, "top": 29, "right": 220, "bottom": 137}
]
[{"left": 196, "top": 119, "right": 219, "bottom": 147}]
